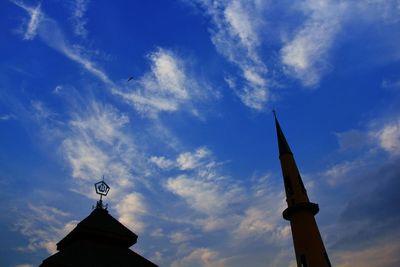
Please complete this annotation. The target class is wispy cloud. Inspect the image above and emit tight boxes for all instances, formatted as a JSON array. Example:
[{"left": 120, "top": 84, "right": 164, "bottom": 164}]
[
  {"left": 15, "top": 204, "right": 78, "bottom": 254},
  {"left": 12, "top": 1, "right": 218, "bottom": 119},
  {"left": 113, "top": 48, "right": 214, "bottom": 117},
  {"left": 116, "top": 193, "right": 147, "bottom": 233},
  {"left": 169, "top": 229, "right": 197, "bottom": 244},
  {"left": 166, "top": 174, "right": 240, "bottom": 216},
  {"left": 280, "top": 0, "right": 400, "bottom": 87},
  {"left": 0, "top": 114, "right": 16, "bottom": 121},
  {"left": 38, "top": 18, "right": 112, "bottom": 84},
  {"left": 62, "top": 101, "right": 134, "bottom": 181},
  {"left": 191, "top": 0, "right": 400, "bottom": 94},
  {"left": 189, "top": 0, "right": 269, "bottom": 110},
  {"left": 10, "top": 0, "right": 43, "bottom": 40},
  {"left": 11, "top": 0, "right": 112, "bottom": 84},
  {"left": 157, "top": 148, "right": 287, "bottom": 241},
  {"left": 280, "top": 0, "right": 346, "bottom": 87},
  {"left": 15, "top": 264, "right": 34, "bottom": 267},
  {"left": 319, "top": 159, "right": 370, "bottom": 188},
  {"left": 171, "top": 248, "right": 230, "bottom": 267},
  {"left": 59, "top": 100, "right": 152, "bottom": 233},
  {"left": 370, "top": 119, "right": 400, "bottom": 155},
  {"left": 70, "top": 0, "right": 90, "bottom": 38},
  {"left": 334, "top": 240, "right": 400, "bottom": 267},
  {"left": 336, "top": 115, "right": 400, "bottom": 156},
  {"left": 234, "top": 208, "right": 274, "bottom": 238},
  {"left": 322, "top": 157, "right": 400, "bottom": 266},
  {"left": 150, "top": 156, "right": 175, "bottom": 169},
  {"left": 164, "top": 147, "right": 242, "bottom": 218}
]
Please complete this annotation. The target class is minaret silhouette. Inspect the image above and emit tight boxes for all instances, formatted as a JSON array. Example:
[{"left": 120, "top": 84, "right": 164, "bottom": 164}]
[{"left": 274, "top": 113, "right": 332, "bottom": 267}]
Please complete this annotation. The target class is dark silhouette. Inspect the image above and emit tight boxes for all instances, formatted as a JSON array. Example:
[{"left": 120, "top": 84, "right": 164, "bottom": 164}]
[
  {"left": 127, "top": 76, "right": 133, "bottom": 82},
  {"left": 40, "top": 180, "right": 158, "bottom": 267},
  {"left": 274, "top": 112, "right": 332, "bottom": 267}
]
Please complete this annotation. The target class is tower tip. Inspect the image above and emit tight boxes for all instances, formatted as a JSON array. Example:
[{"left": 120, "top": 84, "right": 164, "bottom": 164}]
[{"left": 274, "top": 113, "right": 293, "bottom": 156}]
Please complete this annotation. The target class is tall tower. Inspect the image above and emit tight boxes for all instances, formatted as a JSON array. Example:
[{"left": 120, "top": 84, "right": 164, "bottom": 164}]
[{"left": 274, "top": 113, "right": 332, "bottom": 267}]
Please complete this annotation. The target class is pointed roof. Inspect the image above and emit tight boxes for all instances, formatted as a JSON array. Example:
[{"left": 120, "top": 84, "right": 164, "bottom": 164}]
[
  {"left": 273, "top": 111, "right": 292, "bottom": 156},
  {"left": 57, "top": 207, "right": 138, "bottom": 250},
  {"left": 40, "top": 206, "right": 158, "bottom": 267}
]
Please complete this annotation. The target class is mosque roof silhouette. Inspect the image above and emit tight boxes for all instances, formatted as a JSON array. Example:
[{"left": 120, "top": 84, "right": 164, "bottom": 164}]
[{"left": 39, "top": 182, "right": 158, "bottom": 267}]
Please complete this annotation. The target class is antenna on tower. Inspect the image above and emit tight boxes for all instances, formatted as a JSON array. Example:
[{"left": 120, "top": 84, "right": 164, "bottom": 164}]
[{"left": 94, "top": 175, "right": 110, "bottom": 210}]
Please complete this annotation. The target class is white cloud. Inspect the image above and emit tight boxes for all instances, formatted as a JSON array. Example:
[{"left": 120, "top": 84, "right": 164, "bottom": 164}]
[
  {"left": 223, "top": 0, "right": 260, "bottom": 50},
  {"left": 151, "top": 147, "right": 212, "bottom": 171},
  {"left": 190, "top": 0, "right": 269, "bottom": 110},
  {"left": 151, "top": 228, "right": 164, "bottom": 238},
  {"left": 71, "top": 0, "right": 90, "bottom": 38},
  {"left": 150, "top": 156, "right": 175, "bottom": 169},
  {"left": 58, "top": 100, "right": 152, "bottom": 234},
  {"left": 113, "top": 48, "right": 211, "bottom": 117},
  {"left": 12, "top": 2, "right": 214, "bottom": 121},
  {"left": 323, "top": 160, "right": 366, "bottom": 186},
  {"left": 15, "top": 264, "right": 34, "bottom": 267},
  {"left": 194, "top": 217, "right": 227, "bottom": 232},
  {"left": 31, "top": 100, "right": 55, "bottom": 119},
  {"left": 335, "top": 129, "right": 369, "bottom": 151},
  {"left": 37, "top": 18, "right": 112, "bottom": 84},
  {"left": 162, "top": 151, "right": 287, "bottom": 241},
  {"left": 228, "top": 174, "right": 289, "bottom": 241},
  {"left": 235, "top": 208, "right": 274, "bottom": 238},
  {"left": 336, "top": 115, "right": 400, "bottom": 157},
  {"left": 335, "top": 240, "right": 400, "bottom": 267},
  {"left": 171, "top": 248, "right": 229, "bottom": 267},
  {"left": 281, "top": 0, "right": 400, "bottom": 87},
  {"left": 10, "top": 0, "right": 43, "bottom": 40},
  {"left": 234, "top": 84, "right": 268, "bottom": 111},
  {"left": 62, "top": 102, "right": 132, "bottom": 181},
  {"left": 166, "top": 174, "right": 239, "bottom": 215},
  {"left": 52, "top": 85, "right": 63, "bottom": 94},
  {"left": 177, "top": 147, "right": 210, "bottom": 170},
  {"left": 372, "top": 119, "right": 400, "bottom": 155},
  {"left": 325, "top": 161, "right": 355, "bottom": 178},
  {"left": 12, "top": 1, "right": 112, "bottom": 84},
  {"left": 169, "top": 229, "right": 196, "bottom": 244},
  {"left": 63, "top": 137, "right": 109, "bottom": 180},
  {"left": 15, "top": 204, "right": 78, "bottom": 254},
  {"left": 280, "top": 0, "right": 346, "bottom": 87},
  {"left": 0, "top": 114, "right": 16, "bottom": 121},
  {"left": 116, "top": 193, "right": 147, "bottom": 233}
]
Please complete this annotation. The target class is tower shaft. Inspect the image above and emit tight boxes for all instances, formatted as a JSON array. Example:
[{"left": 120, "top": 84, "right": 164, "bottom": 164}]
[{"left": 275, "top": 115, "right": 332, "bottom": 267}]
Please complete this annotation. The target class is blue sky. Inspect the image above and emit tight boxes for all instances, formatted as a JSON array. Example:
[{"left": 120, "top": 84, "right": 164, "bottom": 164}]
[{"left": 1, "top": 0, "right": 400, "bottom": 266}]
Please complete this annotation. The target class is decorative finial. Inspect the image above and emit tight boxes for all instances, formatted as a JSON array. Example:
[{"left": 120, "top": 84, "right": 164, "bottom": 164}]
[{"left": 94, "top": 176, "right": 110, "bottom": 209}]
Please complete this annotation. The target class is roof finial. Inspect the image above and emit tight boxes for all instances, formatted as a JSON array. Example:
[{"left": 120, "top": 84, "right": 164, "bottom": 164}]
[{"left": 94, "top": 176, "right": 110, "bottom": 210}]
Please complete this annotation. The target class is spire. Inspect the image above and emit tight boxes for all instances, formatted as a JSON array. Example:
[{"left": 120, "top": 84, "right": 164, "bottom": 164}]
[
  {"left": 274, "top": 113, "right": 332, "bottom": 267},
  {"left": 273, "top": 111, "right": 292, "bottom": 157}
]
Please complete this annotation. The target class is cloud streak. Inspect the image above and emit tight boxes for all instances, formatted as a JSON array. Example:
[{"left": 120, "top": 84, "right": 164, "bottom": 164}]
[
  {"left": 15, "top": 204, "right": 78, "bottom": 254},
  {"left": 189, "top": 0, "right": 269, "bottom": 110},
  {"left": 113, "top": 48, "right": 214, "bottom": 117},
  {"left": 11, "top": 0, "right": 112, "bottom": 84},
  {"left": 10, "top": 0, "right": 43, "bottom": 40},
  {"left": 70, "top": 0, "right": 90, "bottom": 38},
  {"left": 280, "top": 0, "right": 346, "bottom": 87}
]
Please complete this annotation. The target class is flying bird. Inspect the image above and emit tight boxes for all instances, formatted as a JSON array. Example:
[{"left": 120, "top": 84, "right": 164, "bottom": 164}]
[{"left": 127, "top": 76, "right": 133, "bottom": 82}]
